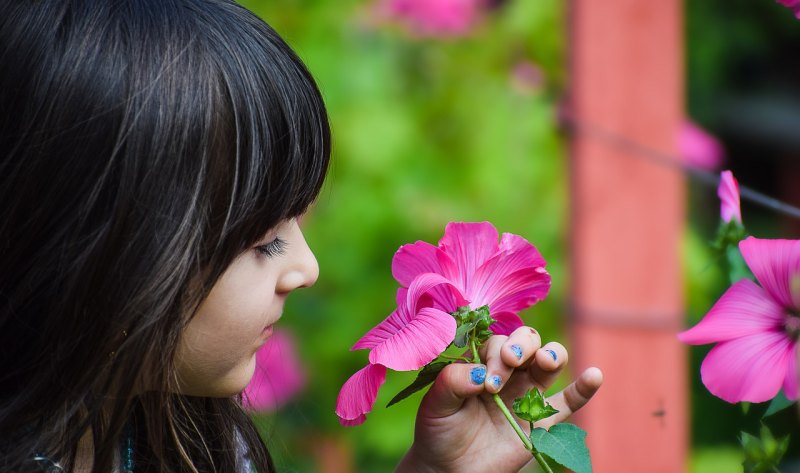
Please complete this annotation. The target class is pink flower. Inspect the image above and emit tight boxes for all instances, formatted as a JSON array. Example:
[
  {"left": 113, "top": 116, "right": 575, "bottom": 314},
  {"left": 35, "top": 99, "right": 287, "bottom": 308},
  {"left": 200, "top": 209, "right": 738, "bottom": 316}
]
[
  {"left": 678, "top": 237, "right": 800, "bottom": 403},
  {"left": 375, "top": 0, "right": 487, "bottom": 38},
  {"left": 718, "top": 170, "right": 742, "bottom": 224},
  {"left": 777, "top": 0, "right": 800, "bottom": 18},
  {"left": 335, "top": 222, "right": 551, "bottom": 425},
  {"left": 242, "top": 329, "right": 306, "bottom": 412},
  {"left": 678, "top": 121, "right": 724, "bottom": 171}
]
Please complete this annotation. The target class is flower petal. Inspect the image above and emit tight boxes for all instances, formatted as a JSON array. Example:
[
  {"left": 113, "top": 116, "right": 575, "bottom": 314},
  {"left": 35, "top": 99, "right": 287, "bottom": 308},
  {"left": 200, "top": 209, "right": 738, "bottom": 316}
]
[
  {"left": 438, "top": 222, "right": 499, "bottom": 293},
  {"left": 369, "top": 307, "right": 456, "bottom": 371},
  {"left": 471, "top": 263, "right": 551, "bottom": 314},
  {"left": 352, "top": 289, "right": 413, "bottom": 351},
  {"left": 243, "top": 330, "right": 306, "bottom": 412},
  {"left": 718, "top": 170, "right": 741, "bottom": 224},
  {"left": 406, "top": 272, "right": 464, "bottom": 314},
  {"left": 392, "top": 240, "right": 444, "bottom": 287},
  {"left": 498, "top": 233, "right": 547, "bottom": 269},
  {"left": 678, "top": 279, "right": 786, "bottom": 345},
  {"left": 740, "top": 237, "right": 800, "bottom": 310},
  {"left": 335, "top": 363, "right": 387, "bottom": 426},
  {"left": 700, "top": 331, "right": 794, "bottom": 403},
  {"left": 489, "top": 311, "right": 524, "bottom": 336}
]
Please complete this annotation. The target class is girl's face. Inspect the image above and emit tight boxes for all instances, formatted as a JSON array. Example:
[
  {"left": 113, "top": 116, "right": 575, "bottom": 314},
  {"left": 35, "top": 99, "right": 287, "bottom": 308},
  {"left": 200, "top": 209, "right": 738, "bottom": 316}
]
[{"left": 174, "top": 218, "right": 318, "bottom": 397}]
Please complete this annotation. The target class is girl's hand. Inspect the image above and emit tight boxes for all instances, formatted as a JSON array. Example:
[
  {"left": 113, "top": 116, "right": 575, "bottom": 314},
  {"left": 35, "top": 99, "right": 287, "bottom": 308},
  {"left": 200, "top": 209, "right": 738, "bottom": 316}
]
[{"left": 395, "top": 326, "right": 603, "bottom": 473}]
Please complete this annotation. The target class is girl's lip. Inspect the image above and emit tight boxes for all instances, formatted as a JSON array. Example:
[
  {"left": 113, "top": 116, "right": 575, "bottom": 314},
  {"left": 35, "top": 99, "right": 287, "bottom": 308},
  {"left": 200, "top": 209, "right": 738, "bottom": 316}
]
[{"left": 261, "top": 325, "right": 274, "bottom": 338}]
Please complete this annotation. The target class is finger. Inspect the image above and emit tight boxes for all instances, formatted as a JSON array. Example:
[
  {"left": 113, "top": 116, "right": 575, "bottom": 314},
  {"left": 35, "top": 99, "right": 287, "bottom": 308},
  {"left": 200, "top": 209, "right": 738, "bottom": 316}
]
[
  {"left": 527, "top": 341, "right": 568, "bottom": 391},
  {"left": 418, "top": 363, "right": 487, "bottom": 419},
  {"left": 501, "top": 326, "right": 543, "bottom": 369},
  {"left": 483, "top": 335, "right": 511, "bottom": 393},
  {"left": 536, "top": 367, "right": 603, "bottom": 429}
]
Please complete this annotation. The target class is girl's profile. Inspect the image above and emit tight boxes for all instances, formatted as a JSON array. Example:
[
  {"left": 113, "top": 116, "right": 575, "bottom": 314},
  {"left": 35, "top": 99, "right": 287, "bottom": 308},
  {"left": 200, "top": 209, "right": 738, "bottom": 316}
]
[{"left": 0, "top": 1, "right": 601, "bottom": 472}]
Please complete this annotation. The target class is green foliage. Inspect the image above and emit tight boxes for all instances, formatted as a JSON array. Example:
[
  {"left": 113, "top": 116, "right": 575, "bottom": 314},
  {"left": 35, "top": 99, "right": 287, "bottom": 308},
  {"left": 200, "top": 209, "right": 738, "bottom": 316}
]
[
  {"left": 453, "top": 305, "right": 495, "bottom": 348},
  {"left": 512, "top": 387, "right": 559, "bottom": 424},
  {"left": 530, "top": 424, "right": 592, "bottom": 473},
  {"left": 763, "top": 392, "right": 796, "bottom": 419},
  {"left": 740, "top": 424, "right": 789, "bottom": 473},
  {"left": 386, "top": 360, "right": 450, "bottom": 407}
]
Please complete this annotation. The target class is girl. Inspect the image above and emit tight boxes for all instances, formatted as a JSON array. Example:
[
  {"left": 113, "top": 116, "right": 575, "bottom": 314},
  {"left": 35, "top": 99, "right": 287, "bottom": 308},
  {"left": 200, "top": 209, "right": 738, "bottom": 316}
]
[{"left": 0, "top": 0, "right": 602, "bottom": 471}]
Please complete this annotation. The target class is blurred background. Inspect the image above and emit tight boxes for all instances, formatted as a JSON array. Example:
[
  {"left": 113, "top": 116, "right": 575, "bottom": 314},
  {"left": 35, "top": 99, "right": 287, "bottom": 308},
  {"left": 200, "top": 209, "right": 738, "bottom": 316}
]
[{"left": 236, "top": 0, "right": 800, "bottom": 471}]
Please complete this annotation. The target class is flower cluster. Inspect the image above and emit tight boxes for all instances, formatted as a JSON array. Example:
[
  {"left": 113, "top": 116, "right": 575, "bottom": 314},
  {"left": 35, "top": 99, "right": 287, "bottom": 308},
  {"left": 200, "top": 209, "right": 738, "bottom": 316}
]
[
  {"left": 336, "top": 222, "right": 551, "bottom": 425},
  {"left": 679, "top": 171, "right": 799, "bottom": 404},
  {"left": 373, "top": 0, "right": 489, "bottom": 38}
]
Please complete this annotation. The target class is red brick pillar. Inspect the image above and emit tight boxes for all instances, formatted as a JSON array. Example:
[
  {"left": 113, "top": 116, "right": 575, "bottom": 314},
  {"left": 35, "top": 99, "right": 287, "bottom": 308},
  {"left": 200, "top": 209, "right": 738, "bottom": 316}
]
[{"left": 568, "top": 0, "right": 688, "bottom": 471}]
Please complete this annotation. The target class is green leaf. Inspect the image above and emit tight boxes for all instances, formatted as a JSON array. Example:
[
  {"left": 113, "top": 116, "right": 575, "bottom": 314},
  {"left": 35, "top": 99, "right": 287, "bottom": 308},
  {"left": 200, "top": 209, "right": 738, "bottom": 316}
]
[
  {"left": 763, "top": 391, "right": 795, "bottom": 418},
  {"left": 530, "top": 423, "right": 592, "bottom": 473},
  {"left": 740, "top": 425, "right": 790, "bottom": 473},
  {"left": 454, "top": 323, "right": 474, "bottom": 348},
  {"left": 386, "top": 361, "right": 451, "bottom": 407},
  {"left": 512, "top": 387, "right": 559, "bottom": 423}
]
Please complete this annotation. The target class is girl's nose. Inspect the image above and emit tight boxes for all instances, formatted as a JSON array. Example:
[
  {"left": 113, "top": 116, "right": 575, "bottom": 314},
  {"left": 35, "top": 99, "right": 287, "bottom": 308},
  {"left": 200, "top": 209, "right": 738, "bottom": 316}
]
[{"left": 276, "top": 221, "right": 319, "bottom": 294}]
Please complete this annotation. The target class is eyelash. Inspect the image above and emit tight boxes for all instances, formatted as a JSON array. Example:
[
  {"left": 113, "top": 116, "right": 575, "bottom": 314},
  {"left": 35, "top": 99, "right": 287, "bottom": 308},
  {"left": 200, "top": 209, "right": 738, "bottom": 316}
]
[{"left": 255, "top": 237, "right": 287, "bottom": 258}]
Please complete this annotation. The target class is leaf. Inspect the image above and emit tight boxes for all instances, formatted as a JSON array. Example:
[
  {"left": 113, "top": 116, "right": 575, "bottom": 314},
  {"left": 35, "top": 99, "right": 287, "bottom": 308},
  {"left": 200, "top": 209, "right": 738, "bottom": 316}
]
[
  {"left": 512, "top": 387, "right": 559, "bottom": 423},
  {"left": 530, "top": 423, "right": 592, "bottom": 473},
  {"left": 740, "top": 424, "right": 790, "bottom": 473},
  {"left": 454, "top": 323, "right": 474, "bottom": 348},
  {"left": 763, "top": 391, "right": 795, "bottom": 418},
  {"left": 386, "top": 361, "right": 451, "bottom": 407}
]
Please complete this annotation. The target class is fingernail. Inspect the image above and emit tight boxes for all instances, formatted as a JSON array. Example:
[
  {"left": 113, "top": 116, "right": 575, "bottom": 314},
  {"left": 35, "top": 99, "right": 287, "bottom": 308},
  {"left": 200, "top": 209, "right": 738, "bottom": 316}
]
[
  {"left": 470, "top": 366, "right": 486, "bottom": 385},
  {"left": 545, "top": 349, "right": 557, "bottom": 362},
  {"left": 510, "top": 344, "right": 523, "bottom": 360},
  {"left": 489, "top": 375, "right": 502, "bottom": 389}
]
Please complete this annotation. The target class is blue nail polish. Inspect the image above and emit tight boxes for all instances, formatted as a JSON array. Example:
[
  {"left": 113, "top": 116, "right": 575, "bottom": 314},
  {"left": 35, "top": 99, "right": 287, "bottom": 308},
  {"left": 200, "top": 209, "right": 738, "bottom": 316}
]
[
  {"left": 470, "top": 366, "right": 486, "bottom": 385},
  {"left": 510, "top": 344, "right": 523, "bottom": 360},
  {"left": 545, "top": 349, "right": 557, "bottom": 362},
  {"left": 490, "top": 375, "right": 502, "bottom": 388}
]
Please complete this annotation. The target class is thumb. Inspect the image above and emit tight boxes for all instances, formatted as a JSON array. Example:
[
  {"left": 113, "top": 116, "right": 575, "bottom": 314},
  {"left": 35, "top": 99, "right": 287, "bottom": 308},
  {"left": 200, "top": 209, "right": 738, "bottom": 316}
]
[{"left": 418, "top": 363, "right": 487, "bottom": 419}]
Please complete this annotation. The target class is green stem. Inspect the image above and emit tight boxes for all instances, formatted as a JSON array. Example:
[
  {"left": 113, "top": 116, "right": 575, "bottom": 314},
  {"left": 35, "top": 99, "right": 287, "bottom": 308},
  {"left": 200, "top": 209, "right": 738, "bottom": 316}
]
[
  {"left": 438, "top": 354, "right": 472, "bottom": 363},
  {"left": 469, "top": 331, "right": 554, "bottom": 473},
  {"left": 491, "top": 394, "right": 532, "bottom": 451}
]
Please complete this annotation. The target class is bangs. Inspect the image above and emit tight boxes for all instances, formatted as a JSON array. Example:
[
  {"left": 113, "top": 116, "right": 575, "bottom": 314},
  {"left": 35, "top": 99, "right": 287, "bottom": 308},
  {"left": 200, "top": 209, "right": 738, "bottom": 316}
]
[{"left": 201, "top": 3, "right": 331, "bottom": 257}]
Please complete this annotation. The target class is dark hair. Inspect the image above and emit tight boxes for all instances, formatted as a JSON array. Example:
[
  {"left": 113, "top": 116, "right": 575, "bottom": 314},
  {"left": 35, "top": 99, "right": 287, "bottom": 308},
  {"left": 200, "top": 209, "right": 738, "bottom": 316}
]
[{"left": 0, "top": 0, "right": 330, "bottom": 471}]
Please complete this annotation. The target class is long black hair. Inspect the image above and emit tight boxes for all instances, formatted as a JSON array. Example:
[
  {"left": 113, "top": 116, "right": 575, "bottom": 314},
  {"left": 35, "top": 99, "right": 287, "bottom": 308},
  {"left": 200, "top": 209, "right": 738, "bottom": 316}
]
[{"left": 0, "top": 0, "right": 330, "bottom": 471}]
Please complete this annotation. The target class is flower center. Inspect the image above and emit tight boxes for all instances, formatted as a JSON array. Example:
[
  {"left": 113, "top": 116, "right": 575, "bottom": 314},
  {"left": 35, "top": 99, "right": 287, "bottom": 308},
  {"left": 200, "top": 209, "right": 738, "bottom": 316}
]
[{"left": 785, "top": 314, "right": 800, "bottom": 340}]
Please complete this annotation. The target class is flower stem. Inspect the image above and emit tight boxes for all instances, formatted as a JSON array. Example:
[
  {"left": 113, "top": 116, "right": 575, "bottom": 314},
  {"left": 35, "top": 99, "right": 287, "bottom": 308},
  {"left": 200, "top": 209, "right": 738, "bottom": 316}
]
[
  {"left": 470, "top": 331, "right": 554, "bottom": 473},
  {"left": 438, "top": 354, "right": 472, "bottom": 363}
]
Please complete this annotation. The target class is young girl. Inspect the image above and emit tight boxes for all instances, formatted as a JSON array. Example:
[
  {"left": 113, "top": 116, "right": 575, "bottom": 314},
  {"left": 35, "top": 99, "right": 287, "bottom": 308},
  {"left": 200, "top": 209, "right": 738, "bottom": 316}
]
[{"left": 0, "top": 1, "right": 602, "bottom": 471}]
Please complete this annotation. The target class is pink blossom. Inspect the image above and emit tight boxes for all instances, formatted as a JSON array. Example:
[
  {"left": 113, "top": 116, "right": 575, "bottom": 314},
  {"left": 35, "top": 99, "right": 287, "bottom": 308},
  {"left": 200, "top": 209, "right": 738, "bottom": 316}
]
[
  {"left": 510, "top": 60, "right": 545, "bottom": 96},
  {"left": 678, "top": 121, "right": 724, "bottom": 171},
  {"left": 718, "top": 170, "right": 742, "bottom": 224},
  {"left": 375, "top": 0, "right": 487, "bottom": 38},
  {"left": 335, "top": 222, "right": 551, "bottom": 426},
  {"left": 391, "top": 222, "right": 551, "bottom": 334},
  {"left": 777, "top": 0, "right": 800, "bottom": 18},
  {"left": 678, "top": 237, "right": 800, "bottom": 403},
  {"left": 242, "top": 329, "right": 306, "bottom": 412}
]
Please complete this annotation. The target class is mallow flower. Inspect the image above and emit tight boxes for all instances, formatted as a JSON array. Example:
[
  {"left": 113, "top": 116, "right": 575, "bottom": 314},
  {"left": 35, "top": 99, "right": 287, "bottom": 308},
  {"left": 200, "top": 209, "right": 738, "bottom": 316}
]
[
  {"left": 678, "top": 237, "right": 800, "bottom": 403},
  {"left": 718, "top": 170, "right": 741, "bottom": 224},
  {"left": 243, "top": 329, "right": 306, "bottom": 412},
  {"left": 678, "top": 121, "right": 723, "bottom": 171},
  {"left": 336, "top": 222, "right": 551, "bottom": 425}
]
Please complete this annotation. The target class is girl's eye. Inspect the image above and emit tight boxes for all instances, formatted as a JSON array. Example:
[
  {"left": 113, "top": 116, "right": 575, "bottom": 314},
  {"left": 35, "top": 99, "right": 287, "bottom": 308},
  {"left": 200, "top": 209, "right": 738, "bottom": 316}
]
[{"left": 255, "top": 237, "right": 288, "bottom": 258}]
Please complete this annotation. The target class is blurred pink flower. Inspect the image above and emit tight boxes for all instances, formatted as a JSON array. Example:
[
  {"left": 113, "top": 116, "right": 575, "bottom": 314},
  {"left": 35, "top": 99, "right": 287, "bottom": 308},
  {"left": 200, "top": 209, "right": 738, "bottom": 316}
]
[
  {"left": 678, "top": 237, "right": 800, "bottom": 403},
  {"left": 375, "top": 0, "right": 487, "bottom": 38},
  {"left": 335, "top": 222, "right": 551, "bottom": 426},
  {"left": 511, "top": 60, "right": 545, "bottom": 95},
  {"left": 678, "top": 121, "right": 724, "bottom": 171},
  {"left": 243, "top": 329, "right": 306, "bottom": 412},
  {"left": 777, "top": 0, "right": 800, "bottom": 18},
  {"left": 718, "top": 170, "right": 742, "bottom": 224}
]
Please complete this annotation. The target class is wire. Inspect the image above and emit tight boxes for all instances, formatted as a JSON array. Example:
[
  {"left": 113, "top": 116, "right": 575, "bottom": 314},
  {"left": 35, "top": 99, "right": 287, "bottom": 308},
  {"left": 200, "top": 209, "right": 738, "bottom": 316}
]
[{"left": 562, "top": 113, "right": 800, "bottom": 220}]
